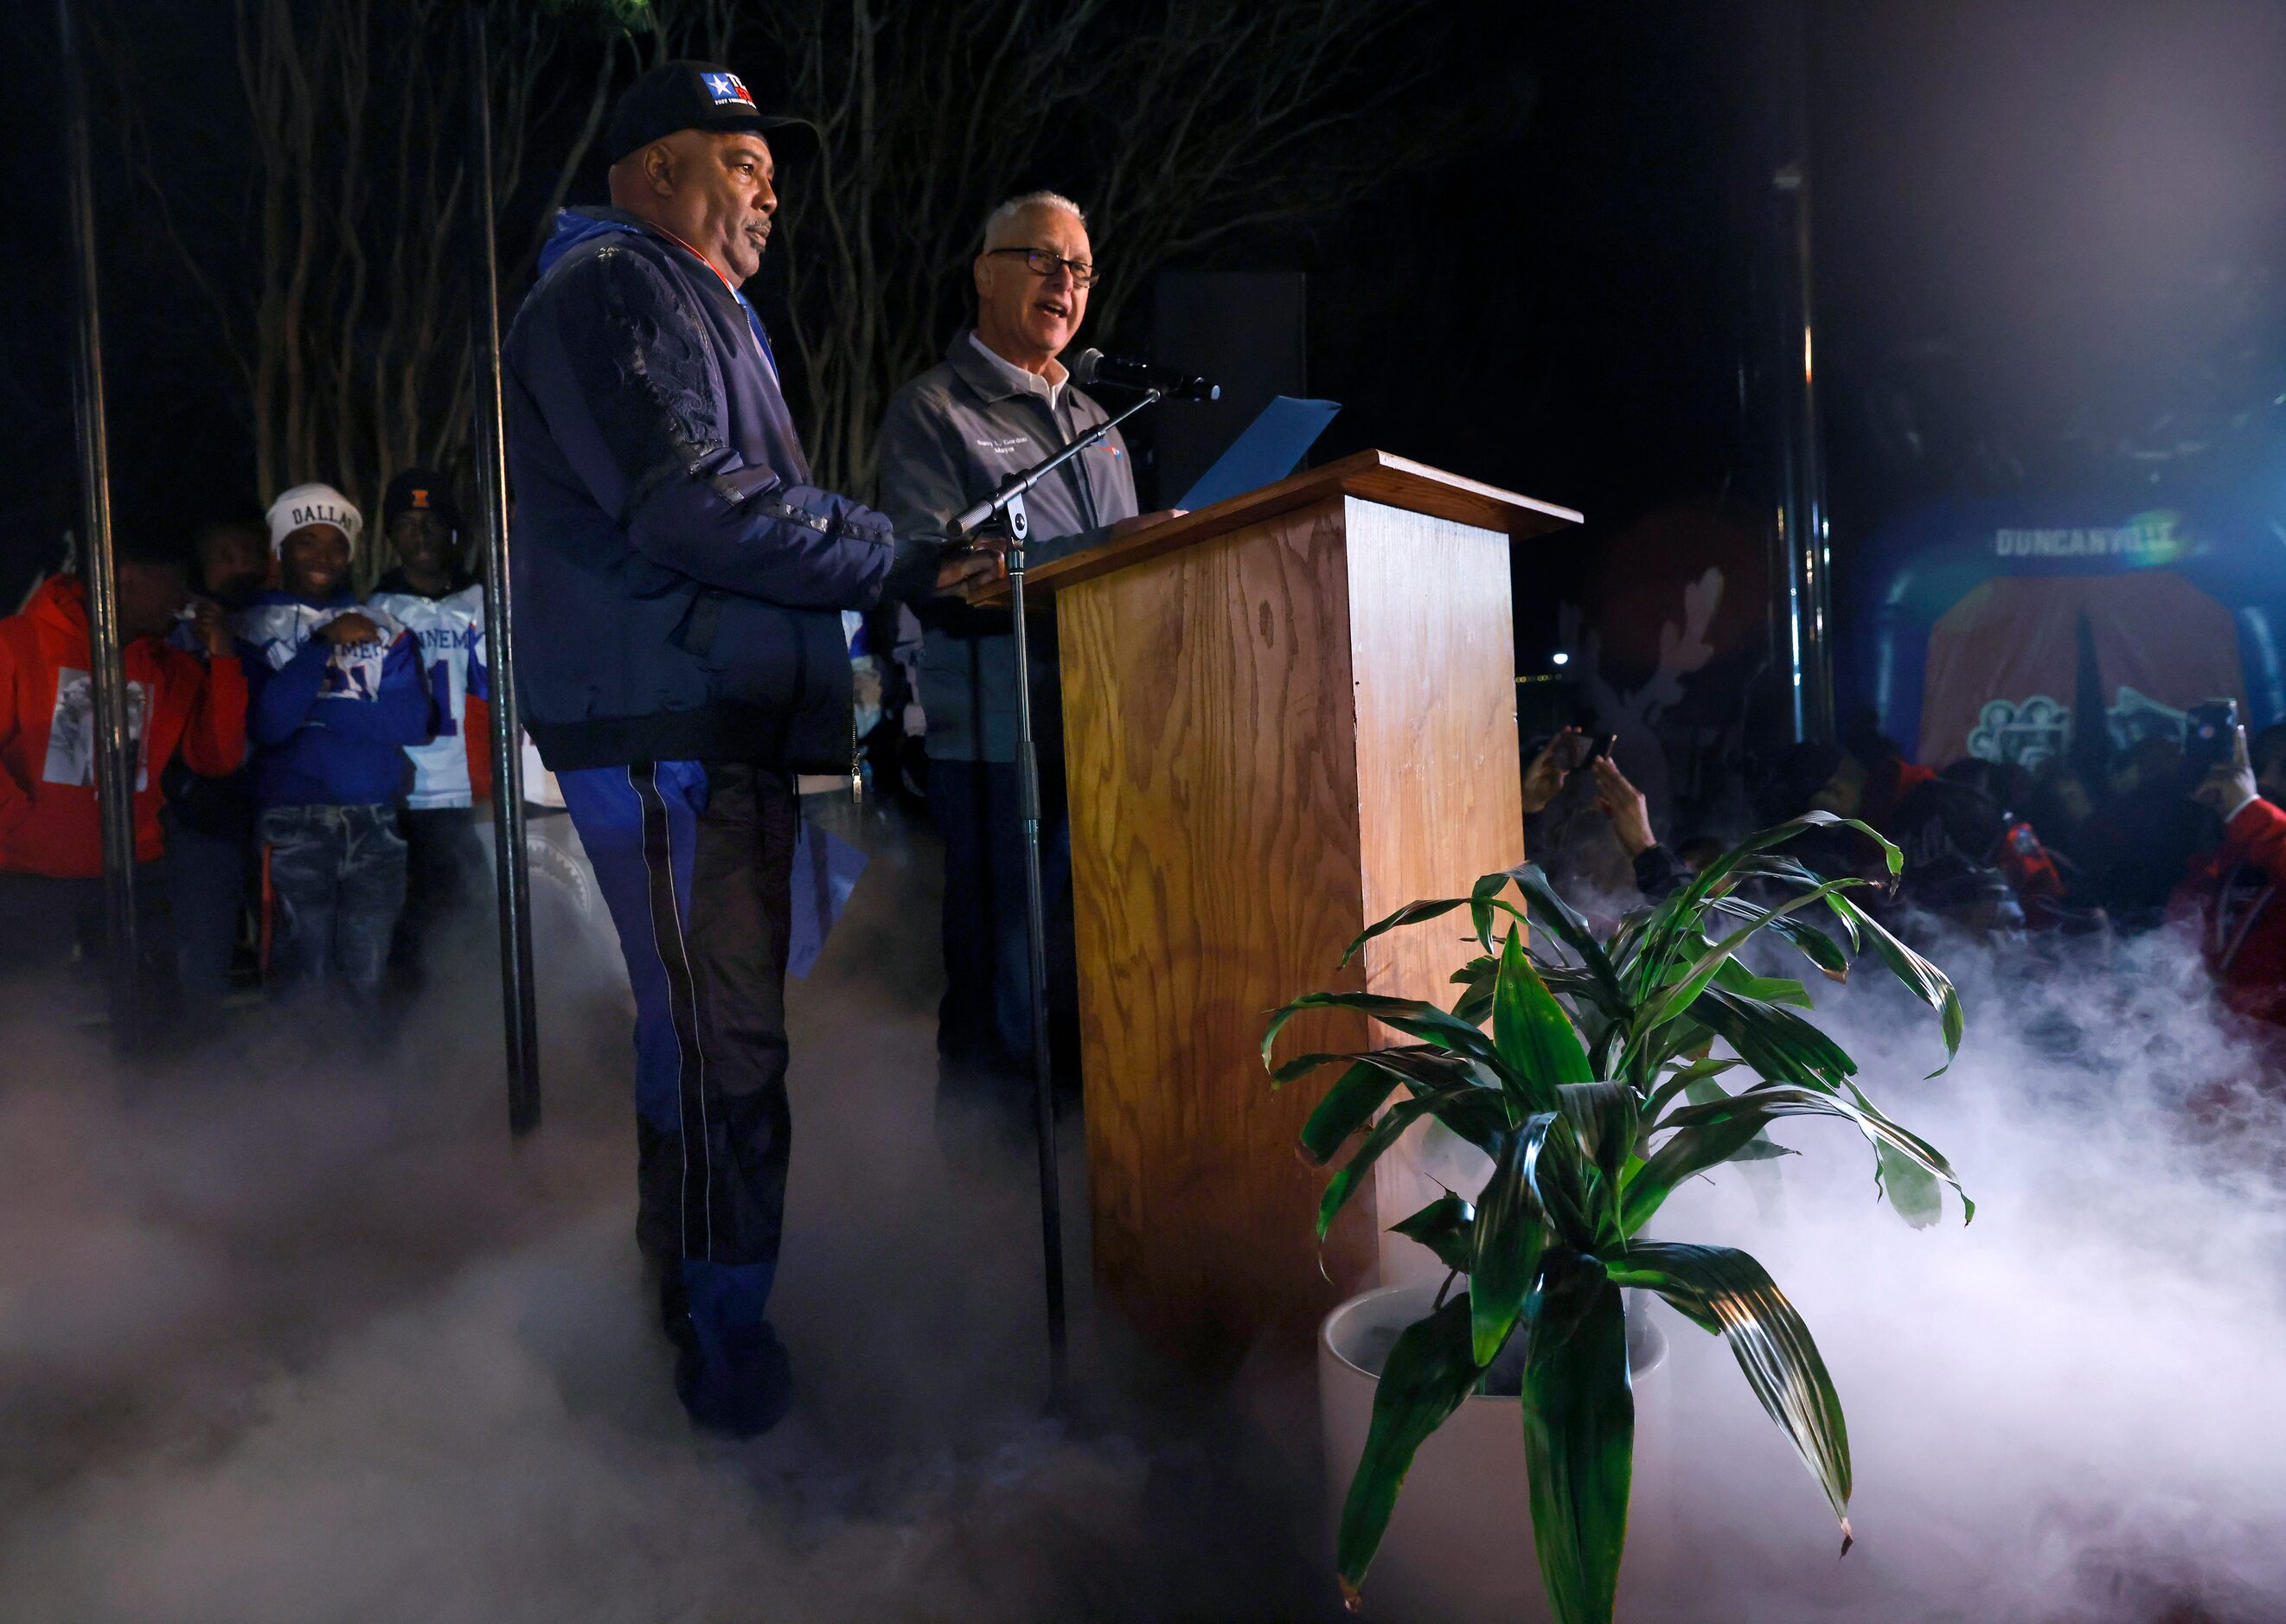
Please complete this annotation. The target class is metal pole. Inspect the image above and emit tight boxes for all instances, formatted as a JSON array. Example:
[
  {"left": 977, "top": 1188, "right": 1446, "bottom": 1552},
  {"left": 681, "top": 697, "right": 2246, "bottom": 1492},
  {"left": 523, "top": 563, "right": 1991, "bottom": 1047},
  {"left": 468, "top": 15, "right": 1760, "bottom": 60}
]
[
  {"left": 58, "top": 0, "right": 142, "bottom": 1051},
  {"left": 1775, "top": 160, "right": 1834, "bottom": 742},
  {"left": 1769, "top": 0, "right": 1834, "bottom": 743},
  {"left": 1003, "top": 502, "right": 1070, "bottom": 1403},
  {"left": 467, "top": 3, "right": 541, "bottom": 1135},
  {"left": 948, "top": 395, "right": 1168, "bottom": 1405}
]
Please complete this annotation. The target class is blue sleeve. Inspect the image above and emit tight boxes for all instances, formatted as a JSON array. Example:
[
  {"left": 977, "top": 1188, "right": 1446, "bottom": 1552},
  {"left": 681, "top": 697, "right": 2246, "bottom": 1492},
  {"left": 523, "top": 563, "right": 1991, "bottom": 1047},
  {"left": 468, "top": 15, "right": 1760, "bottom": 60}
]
[
  {"left": 531, "top": 251, "right": 896, "bottom": 609},
  {"left": 245, "top": 636, "right": 330, "bottom": 746},
  {"left": 317, "top": 632, "right": 434, "bottom": 745}
]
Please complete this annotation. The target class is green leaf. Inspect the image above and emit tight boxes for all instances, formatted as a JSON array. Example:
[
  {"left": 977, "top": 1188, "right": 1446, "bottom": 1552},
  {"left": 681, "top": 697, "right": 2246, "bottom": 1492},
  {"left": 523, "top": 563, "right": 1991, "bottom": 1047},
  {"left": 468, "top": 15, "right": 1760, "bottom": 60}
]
[
  {"left": 1470, "top": 1124, "right": 1552, "bottom": 1363},
  {"left": 1509, "top": 864, "right": 1628, "bottom": 1013},
  {"left": 1623, "top": 1083, "right": 1971, "bottom": 1233},
  {"left": 1621, "top": 1091, "right": 1779, "bottom": 1233},
  {"left": 1711, "top": 894, "right": 1851, "bottom": 981},
  {"left": 1826, "top": 894, "right": 1965, "bottom": 1070},
  {"left": 1391, "top": 1192, "right": 1476, "bottom": 1273},
  {"left": 1604, "top": 1242, "right": 1854, "bottom": 1551},
  {"left": 1684, "top": 1072, "right": 1792, "bottom": 1163},
  {"left": 1339, "top": 895, "right": 1513, "bottom": 969},
  {"left": 1642, "top": 1056, "right": 1747, "bottom": 1124},
  {"left": 1521, "top": 1249, "right": 1636, "bottom": 1624},
  {"left": 1317, "top": 1095, "right": 1439, "bottom": 1238},
  {"left": 1338, "top": 876, "right": 1539, "bottom": 969},
  {"left": 1471, "top": 868, "right": 1516, "bottom": 953},
  {"left": 1287, "top": 1046, "right": 1477, "bottom": 1163},
  {"left": 1520, "top": 1106, "right": 1599, "bottom": 1247},
  {"left": 1604, "top": 907, "right": 1659, "bottom": 988},
  {"left": 1710, "top": 956, "right": 1812, "bottom": 1008},
  {"left": 1642, "top": 878, "right": 1869, "bottom": 1036},
  {"left": 1494, "top": 927, "right": 1592, "bottom": 1108},
  {"left": 1264, "top": 990, "right": 1503, "bottom": 1073},
  {"left": 1557, "top": 1082, "right": 1640, "bottom": 1246},
  {"left": 1313, "top": 1077, "right": 1521, "bottom": 1237},
  {"left": 1271, "top": 1040, "right": 1467, "bottom": 1090},
  {"left": 1294, "top": 1061, "right": 1403, "bottom": 1165},
  {"left": 1875, "top": 1141, "right": 1943, "bottom": 1229},
  {"left": 1450, "top": 956, "right": 1498, "bottom": 1026},
  {"left": 1687, "top": 985, "right": 1859, "bottom": 1093},
  {"left": 1335, "top": 1296, "right": 1483, "bottom": 1602},
  {"left": 1632, "top": 813, "right": 1898, "bottom": 995}
]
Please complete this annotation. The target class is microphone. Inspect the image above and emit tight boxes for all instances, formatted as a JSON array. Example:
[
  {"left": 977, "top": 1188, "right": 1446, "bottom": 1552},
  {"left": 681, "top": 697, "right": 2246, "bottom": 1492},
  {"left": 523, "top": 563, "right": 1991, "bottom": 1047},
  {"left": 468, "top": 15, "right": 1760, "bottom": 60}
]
[{"left": 1072, "top": 348, "right": 1220, "bottom": 402}]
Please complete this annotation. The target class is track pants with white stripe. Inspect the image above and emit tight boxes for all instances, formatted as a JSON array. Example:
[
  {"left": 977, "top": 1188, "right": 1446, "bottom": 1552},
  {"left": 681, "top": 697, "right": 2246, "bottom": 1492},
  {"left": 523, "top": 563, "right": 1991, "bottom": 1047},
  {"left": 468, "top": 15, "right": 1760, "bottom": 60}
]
[{"left": 557, "top": 759, "right": 797, "bottom": 1435}]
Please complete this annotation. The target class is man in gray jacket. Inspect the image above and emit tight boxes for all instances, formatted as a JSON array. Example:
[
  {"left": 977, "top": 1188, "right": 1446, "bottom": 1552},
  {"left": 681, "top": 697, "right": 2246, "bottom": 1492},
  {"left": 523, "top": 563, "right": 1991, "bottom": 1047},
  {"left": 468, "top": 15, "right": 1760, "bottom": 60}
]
[{"left": 875, "top": 191, "right": 1165, "bottom": 1125}]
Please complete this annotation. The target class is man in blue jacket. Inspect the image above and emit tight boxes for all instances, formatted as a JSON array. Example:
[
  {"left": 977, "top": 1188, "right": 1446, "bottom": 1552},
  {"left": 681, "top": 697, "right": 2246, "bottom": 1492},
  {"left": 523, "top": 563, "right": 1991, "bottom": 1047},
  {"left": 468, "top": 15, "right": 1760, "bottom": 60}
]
[
  {"left": 236, "top": 483, "right": 432, "bottom": 1013},
  {"left": 504, "top": 61, "right": 992, "bottom": 1438}
]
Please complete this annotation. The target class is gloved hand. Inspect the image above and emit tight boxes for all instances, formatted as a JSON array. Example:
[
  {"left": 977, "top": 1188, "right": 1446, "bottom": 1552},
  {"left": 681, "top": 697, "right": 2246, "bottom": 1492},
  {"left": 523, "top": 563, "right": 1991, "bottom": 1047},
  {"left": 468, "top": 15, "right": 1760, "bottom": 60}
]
[{"left": 885, "top": 534, "right": 1005, "bottom": 604}]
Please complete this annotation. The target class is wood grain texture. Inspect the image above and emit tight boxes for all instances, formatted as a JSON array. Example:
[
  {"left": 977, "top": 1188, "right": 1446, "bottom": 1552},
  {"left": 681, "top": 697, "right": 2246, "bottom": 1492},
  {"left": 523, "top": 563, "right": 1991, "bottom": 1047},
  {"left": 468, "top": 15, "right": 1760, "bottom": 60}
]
[
  {"left": 1060, "top": 494, "right": 1380, "bottom": 1373},
  {"left": 971, "top": 449, "right": 1582, "bottom": 608},
  {"left": 1341, "top": 496, "right": 1527, "bottom": 1282},
  {"left": 1054, "top": 470, "right": 1571, "bottom": 1371}
]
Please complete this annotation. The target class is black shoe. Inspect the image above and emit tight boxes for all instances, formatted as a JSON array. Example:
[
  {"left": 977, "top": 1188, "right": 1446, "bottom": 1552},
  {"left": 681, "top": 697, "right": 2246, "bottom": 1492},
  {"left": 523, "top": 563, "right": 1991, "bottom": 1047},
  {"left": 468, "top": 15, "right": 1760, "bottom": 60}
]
[{"left": 653, "top": 1256, "right": 793, "bottom": 1440}]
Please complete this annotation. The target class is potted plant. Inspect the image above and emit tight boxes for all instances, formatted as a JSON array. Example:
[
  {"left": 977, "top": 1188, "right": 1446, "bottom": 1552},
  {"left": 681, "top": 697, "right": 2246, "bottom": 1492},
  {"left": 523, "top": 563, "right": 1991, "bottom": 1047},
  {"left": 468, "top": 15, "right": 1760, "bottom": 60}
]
[{"left": 1263, "top": 814, "right": 1972, "bottom": 1622}]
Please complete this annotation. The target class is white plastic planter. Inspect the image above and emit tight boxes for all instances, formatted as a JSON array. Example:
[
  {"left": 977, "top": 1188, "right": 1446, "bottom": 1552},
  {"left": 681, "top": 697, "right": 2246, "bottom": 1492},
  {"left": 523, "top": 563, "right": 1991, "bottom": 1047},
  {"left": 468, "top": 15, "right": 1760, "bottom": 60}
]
[{"left": 1318, "top": 1281, "right": 1675, "bottom": 1624}]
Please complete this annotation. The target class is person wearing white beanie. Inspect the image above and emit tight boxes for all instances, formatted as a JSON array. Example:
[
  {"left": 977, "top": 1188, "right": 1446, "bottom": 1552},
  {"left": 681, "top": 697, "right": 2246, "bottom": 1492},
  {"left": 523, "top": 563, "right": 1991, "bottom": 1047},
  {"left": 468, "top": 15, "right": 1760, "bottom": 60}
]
[
  {"left": 265, "top": 483, "right": 363, "bottom": 558},
  {"left": 234, "top": 479, "right": 427, "bottom": 1015}
]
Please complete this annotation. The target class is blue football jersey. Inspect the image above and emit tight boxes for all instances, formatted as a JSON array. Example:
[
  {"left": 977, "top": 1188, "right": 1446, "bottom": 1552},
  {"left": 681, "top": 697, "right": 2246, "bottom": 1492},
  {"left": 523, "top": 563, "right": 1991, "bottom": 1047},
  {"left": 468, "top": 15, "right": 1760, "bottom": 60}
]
[
  {"left": 367, "top": 584, "right": 488, "bottom": 809},
  {"left": 235, "top": 598, "right": 412, "bottom": 703}
]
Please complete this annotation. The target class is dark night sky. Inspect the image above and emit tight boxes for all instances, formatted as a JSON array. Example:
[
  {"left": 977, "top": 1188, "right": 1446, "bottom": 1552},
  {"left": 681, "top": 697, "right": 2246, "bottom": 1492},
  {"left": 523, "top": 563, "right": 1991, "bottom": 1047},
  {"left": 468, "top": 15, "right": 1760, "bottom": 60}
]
[{"left": 6, "top": 1, "right": 2284, "bottom": 699}]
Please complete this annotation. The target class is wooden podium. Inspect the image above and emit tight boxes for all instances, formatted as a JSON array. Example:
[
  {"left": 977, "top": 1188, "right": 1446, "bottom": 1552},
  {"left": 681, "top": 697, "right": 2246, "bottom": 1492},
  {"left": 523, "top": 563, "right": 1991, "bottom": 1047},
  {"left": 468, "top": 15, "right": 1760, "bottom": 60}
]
[{"left": 989, "top": 451, "right": 1580, "bottom": 1373}]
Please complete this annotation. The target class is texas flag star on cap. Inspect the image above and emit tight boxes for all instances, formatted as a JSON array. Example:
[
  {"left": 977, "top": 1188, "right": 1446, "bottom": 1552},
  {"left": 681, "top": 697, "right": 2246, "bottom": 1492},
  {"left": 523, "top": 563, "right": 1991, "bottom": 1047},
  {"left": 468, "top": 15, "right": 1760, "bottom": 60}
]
[{"left": 702, "top": 71, "right": 753, "bottom": 106}]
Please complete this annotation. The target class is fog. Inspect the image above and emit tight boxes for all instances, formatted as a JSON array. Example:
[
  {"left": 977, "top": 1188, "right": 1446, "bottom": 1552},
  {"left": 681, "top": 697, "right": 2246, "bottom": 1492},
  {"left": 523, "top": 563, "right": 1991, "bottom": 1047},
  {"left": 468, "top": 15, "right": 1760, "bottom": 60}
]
[
  {"left": 0, "top": 810, "right": 1326, "bottom": 1621},
  {"left": 1618, "top": 922, "right": 2286, "bottom": 1623},
  {"left": 1, "top": 815, "right": 2283, "bottom": 1621}
]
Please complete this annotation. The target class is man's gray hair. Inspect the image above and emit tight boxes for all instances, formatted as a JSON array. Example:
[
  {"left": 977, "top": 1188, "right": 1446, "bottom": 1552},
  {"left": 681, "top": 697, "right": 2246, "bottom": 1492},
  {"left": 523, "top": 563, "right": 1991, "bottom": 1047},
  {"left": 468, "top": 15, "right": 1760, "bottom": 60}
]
[{"left": 981, "top": 190, "right": 1087, "bottom": 253}]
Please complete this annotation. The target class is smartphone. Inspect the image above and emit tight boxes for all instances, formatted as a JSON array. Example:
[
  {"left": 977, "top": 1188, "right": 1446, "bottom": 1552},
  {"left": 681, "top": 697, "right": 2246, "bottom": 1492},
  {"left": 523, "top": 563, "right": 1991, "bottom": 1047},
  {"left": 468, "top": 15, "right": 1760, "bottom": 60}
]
[
  {"left": 2185, "top": 699, "right": 2240, "bottom": 773},
  {"left": 1582, "top": 732, "right": 1617, "bottom": 767},
  {"left": 1546, "top": 730, "right": 1595, "bottom": 773}
]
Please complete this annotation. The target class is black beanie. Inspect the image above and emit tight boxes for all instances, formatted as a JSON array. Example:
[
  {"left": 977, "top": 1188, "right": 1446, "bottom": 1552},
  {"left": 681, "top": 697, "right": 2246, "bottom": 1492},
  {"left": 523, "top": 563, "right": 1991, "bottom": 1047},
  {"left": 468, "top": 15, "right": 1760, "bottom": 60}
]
[{"left": 381, "top": 469, "right": 462, "bottom": 537}]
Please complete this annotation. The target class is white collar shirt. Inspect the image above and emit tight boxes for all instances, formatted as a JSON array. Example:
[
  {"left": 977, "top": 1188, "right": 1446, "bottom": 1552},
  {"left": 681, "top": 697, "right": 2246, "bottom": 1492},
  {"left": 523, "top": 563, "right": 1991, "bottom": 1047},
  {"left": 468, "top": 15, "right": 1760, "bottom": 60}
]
[{"left": 966, "top": 329, "right": 1068, "bottom": 413}]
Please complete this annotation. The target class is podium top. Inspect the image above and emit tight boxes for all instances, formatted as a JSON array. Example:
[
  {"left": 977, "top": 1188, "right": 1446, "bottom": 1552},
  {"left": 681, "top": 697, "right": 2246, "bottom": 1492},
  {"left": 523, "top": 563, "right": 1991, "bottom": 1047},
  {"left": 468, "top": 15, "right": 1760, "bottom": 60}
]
[{"left": 968, "top": 448, "right": 1581, "bottom": 604}]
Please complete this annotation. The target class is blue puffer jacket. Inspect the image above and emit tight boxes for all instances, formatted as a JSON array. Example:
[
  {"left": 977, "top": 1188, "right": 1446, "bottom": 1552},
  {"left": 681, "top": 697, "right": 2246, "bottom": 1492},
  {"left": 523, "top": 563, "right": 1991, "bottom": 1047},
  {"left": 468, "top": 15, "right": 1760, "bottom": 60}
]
[{"left": 504, "top": 208, "right": 899, "bottom": 772}]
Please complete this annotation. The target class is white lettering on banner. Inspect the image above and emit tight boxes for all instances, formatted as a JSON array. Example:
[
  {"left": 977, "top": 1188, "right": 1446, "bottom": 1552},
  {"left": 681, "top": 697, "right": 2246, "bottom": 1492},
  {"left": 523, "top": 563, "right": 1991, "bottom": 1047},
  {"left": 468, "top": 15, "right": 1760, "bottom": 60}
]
[{"left": 1990, "top": 512, "right": 2191, "bottom": 561}]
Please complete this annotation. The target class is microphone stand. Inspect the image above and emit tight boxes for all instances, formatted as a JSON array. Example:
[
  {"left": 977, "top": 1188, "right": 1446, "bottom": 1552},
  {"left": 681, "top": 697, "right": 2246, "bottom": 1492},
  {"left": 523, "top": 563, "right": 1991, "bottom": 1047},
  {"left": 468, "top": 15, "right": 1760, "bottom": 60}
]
[{"left": 948, "top": 386, "right": 1162, "bottom": 1408}]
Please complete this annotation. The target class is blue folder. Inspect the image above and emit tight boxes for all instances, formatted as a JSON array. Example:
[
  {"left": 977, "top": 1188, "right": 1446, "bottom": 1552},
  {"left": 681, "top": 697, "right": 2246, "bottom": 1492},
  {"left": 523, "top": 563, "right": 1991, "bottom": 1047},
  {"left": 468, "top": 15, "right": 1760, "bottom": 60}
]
[{"left": 1176, "top": 395, "right": 1342, "bottom": 511}]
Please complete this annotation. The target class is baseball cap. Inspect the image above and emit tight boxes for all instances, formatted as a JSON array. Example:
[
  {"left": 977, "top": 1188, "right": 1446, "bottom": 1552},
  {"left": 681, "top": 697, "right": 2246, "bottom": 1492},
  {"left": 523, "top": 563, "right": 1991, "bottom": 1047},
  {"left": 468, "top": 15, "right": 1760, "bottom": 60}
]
[
  {"left": 381, "top": 468, "right": 463, "bottom": 537},
  {"left": 266, "top": 483, "right": 363, "bottom": 557},
  {"left": 605, "top": 61, "right": 796, "bottom": 165}
]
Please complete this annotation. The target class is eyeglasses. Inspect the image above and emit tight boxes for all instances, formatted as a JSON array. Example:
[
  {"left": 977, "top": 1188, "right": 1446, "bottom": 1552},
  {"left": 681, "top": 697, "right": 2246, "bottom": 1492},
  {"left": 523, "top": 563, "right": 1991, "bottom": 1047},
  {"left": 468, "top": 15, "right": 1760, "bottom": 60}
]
[{"left": 986, "top": 246, "right": 1099, "bottom": 289}]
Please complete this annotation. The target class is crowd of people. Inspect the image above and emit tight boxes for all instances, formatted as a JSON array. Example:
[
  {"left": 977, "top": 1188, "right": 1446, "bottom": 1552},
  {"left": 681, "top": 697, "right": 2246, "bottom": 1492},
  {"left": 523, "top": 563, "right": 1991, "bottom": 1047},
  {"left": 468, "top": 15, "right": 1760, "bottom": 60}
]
[
  {"left": 16, "top": 52, "right": 2281, "bottom": 1446},
  {"left": 0, "top": 469, "right": 493, "bottom": 1041},
  {"left": 1521, "top": 711, "right": 2286, "bottom": 1046}
]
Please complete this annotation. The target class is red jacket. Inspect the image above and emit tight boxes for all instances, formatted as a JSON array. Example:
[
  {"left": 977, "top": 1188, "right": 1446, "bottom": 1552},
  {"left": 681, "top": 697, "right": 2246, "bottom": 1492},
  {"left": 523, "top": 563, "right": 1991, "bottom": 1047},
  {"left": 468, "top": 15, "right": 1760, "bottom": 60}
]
[
  {"left": 0, "top": 576, "right": 247, "bottom": 878},
  {"left": 1996, "top": 819, "right": 2067, "bottom": 927},
  {"left": 2179, "top": 797, "right": 2286, "bottom": 1026}
]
